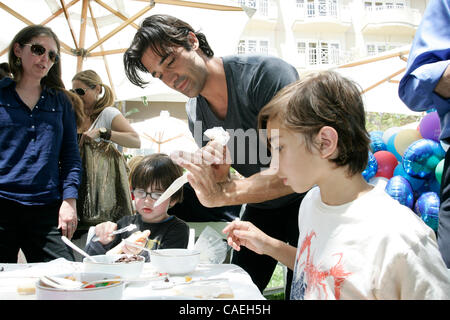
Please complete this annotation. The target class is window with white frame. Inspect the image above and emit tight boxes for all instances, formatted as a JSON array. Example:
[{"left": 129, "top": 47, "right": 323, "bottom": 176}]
[
  {"left": 238, "top": 40, "right": 246, "bottom": 55},
  {"left": 239, "top": 0, "right": 269, "bottom": 16},
  {"left": 248, "top": 40, "right": 257, "bottom": 53},
  {"left": 330, "top": 43, "right": 340, "bottom": 64},
  {"left": 329, "top": 0, "right": 337, "bottom": 16},
  {"left": 320, "top": 42, "right": 329, "bottom": 64},
  {"left": 364, "top": 0, "right": 407, "bottom": 11},
  {"left": 367, "top": 44, "right": 376, "bottom": 56},
  {"left": 260, "top": 0, "right": 268, "bottom": 16},
  {"left": 377, "top": 45, "right": 386, "bottom": 53},
  {"left": 366, "top": 43, "right": 402, "bottom": 55},
  {"left": 303, "top": 0, "right": 338, "bottom": 17},
  {"left": 366, "top": 44, "right": 386, "bottom": 55},
  {"left": 307, "top": 0, "right": 315, "bottom": 16},
  {"left": 259, "top": 40, "right": 269, "bottom": 55},
  {"left": 309, "top": 42, "right": 317, "bottom": 65},
  {"left": 297, "top": 42, "right": 307, "bottom": 66},
  {"left": 319, "top": 0, "right": 327, "bottom": 16},
  {"left": 297, "top": 40, "right": 340, "bottom": 65},
  {"left": 237, "top": 39, "right": 270, "bottom": 55}
]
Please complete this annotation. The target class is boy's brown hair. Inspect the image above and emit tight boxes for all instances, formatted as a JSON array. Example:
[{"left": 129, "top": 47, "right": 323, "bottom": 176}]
[
  {"left": 130, "top": 153, "right": 184, "bottom": 204},
  {"left": 258, "top": 70, "right": 370, "bottom": 176}
]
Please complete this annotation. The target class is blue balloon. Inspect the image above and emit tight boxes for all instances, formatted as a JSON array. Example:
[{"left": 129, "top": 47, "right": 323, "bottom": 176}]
[
  {"left": 362, "top": 152, "right": 378, "bottom": 182},
  {"left": 403, "top": 139, "right": 445, "bottom": 179},
  {"left": 414, "top": 192, "right": 440, "bottom": 232},
  {"left": 393, "top": 163, "right": 425, "bottom": 192},
  {"left": 385, "top": 176, "right": 414, "bottom": 209},
  {"left": 386, "top": 133, "right": 403, "bottom": 162},
  {"left": 415, "top": 176, "right": 441, "bottom": 196},
  {"left": 427, "top": 176, "right": 441, "bottom": 194},
  {"left": 370, "top": 131, "right": 387, "bottom": 153}
]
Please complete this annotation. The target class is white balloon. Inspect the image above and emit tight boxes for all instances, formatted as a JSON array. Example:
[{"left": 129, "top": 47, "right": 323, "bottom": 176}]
[
  {"left": 382, "top": 127, "right": 401, "bottom": 144},
  {"left": 440, "top": 140, "right": 450, "bottom": 152}
]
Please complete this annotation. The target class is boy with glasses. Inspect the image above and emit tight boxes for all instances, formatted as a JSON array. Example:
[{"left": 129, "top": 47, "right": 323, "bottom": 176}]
[{"left": 85, "top": 153, "right": 189, "bottom": 260}]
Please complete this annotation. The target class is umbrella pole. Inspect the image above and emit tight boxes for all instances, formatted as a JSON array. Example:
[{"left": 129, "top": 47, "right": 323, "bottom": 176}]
[
  {"left": 361, "top": 67, "right": 406, "bottom": 94},
  {"left": 88, "top": 2, "right": 116, "bottom": 99},
  {"left": 60, "top": 0, "right": 79, "bottom": 51},
  {"left": 337, "top": 50, "right": 410, "bottom": 69},
  {"left": 77, "top": 0, "right": 89, "bottom": 72}
]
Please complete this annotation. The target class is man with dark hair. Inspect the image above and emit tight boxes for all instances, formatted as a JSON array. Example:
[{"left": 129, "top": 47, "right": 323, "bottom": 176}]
[{"left": 124, "top": 14, "right": 305, "bottom": 297}]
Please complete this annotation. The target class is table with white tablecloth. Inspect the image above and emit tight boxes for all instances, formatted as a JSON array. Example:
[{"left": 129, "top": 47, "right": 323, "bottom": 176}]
[{"left": 0, "top": 258, "right": 265, "bottom": 300}]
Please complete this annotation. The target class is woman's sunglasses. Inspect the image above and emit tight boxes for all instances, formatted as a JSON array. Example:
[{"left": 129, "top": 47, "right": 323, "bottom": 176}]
[
  {"left": 70, "top": 87, "right": 91, "bottom": 96},
  {"left": 24, "top": 43, "right": 59, "bottom": 64}
]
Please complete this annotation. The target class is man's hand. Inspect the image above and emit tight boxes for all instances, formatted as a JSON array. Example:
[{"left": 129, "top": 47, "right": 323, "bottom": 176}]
[
  {"left": 171, "top": 140, "right": 232, "bottom": 183},
  {"left": 178, "top": 159, "right": 224, "bottom": 207},
  {"left": 208, "top": 140, "right": 232, "bottom": 183},
  {"left": 58, "top": 198, "right": 78, "bottom": 240}
]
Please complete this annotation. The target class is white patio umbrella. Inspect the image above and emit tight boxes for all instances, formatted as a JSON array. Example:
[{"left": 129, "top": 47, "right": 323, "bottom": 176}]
[
  {"left": 0, "top": 0, "right": 248, "bottom": 101},
  {"left": 126, "top": 110, "right": 199, "bottom": 156},
  {"left": 333, "top": 45, "right": 422, "bottom": 116}
]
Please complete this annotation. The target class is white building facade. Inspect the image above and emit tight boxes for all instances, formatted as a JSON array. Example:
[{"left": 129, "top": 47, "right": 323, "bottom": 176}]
[{"left": 236, "top": 0, "right": 428, "bottom": 73}]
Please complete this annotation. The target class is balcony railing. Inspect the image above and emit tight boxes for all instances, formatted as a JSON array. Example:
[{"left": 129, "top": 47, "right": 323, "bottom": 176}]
[
  {"left": 295, "top": 49, "right": 356, "bottom": 68},
  {"left": 240, "top": 0, "right": 278, "bottom": 20},
  {"left": 362, "top": 6, "right": 421, "bottom": 33},
  {"left": 294, "top": 3, "right": 351, "bottom": 22}
]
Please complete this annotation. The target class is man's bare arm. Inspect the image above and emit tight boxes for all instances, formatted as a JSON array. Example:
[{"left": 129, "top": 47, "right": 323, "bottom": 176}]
[{"left": 218, "top": 171, "right": 296, "bottom": 206}]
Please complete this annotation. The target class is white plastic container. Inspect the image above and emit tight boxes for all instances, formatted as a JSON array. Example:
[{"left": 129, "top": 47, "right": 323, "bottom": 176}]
[
  {"left": 36, "top": 272, "right": 124, "bottom": 300},
  {"left": 83, "top": 254, "right": 145, "bottom": 278},
  {"left": 150, "top": 249, "right": 200, "bottom": 275}
]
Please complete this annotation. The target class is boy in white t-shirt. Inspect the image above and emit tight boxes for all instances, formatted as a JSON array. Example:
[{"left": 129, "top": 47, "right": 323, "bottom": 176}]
[{"left": 223, "top": 70, "right": 450, "bottom": 300}]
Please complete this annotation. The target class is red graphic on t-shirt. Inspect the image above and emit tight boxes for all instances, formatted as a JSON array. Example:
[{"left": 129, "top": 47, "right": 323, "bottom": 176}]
[{"left": 297, "top": 231, "right": 352, "bottom": 299}]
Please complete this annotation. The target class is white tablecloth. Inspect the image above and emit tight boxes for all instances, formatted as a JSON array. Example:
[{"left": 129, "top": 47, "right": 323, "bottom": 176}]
[{"left": 0, "top": 259, "right": 265, "bottom": 300}]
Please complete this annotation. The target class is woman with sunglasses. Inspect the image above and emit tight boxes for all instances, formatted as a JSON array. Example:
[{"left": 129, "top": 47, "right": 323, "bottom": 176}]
[
  {"left": 71, "top": 69, "right": 140, "bottom": 148},
  {"left": 0, "top": 25, "right": 82, "bottom": 262},
  {"left": 70, "top": 70, "right": 140, "bottom": 255}
]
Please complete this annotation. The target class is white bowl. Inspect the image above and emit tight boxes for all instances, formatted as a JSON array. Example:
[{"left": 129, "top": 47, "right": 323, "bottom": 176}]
[
  {"left": 83, "top": 254, "right": 144, "bottom": 278},
  {"left": 150, "top": 249, "right": 200, "bottom": 275},
  {"left": 36, "top": 272, "right": 124, "bottom": 300}
]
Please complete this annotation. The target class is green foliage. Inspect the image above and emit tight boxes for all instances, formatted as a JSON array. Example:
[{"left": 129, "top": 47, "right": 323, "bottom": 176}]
[
  {"left": 365, "top": 112, "right": 422, "bottom": 132},
  {"left": 265, "top": 292, "right": 285, "bottom": 300},
  {"left": 141, "top": 96, "right": 148, "bottom": 106},
  {"left": 124, "top": 108, "right": 140, "bottom": 118},
  {"left": 264, "top": 264, "right": 286, "bottom": 300}
]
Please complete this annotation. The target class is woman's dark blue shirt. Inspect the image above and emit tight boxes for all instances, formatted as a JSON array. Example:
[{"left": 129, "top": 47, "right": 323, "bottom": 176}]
[{"left": 0, "top": 77, "right": 82, "bottom": 205}]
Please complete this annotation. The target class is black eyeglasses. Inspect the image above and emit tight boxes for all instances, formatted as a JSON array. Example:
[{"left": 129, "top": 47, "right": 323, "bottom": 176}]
[
  {"left": 132, "top": 189, "right": 163, "bottom": 201},
  {"left": 24, "top": 43, "right": 59, "bottom": 64},
  {"left": 70, "top": 87, "right": 90, "bottom": 96}
]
